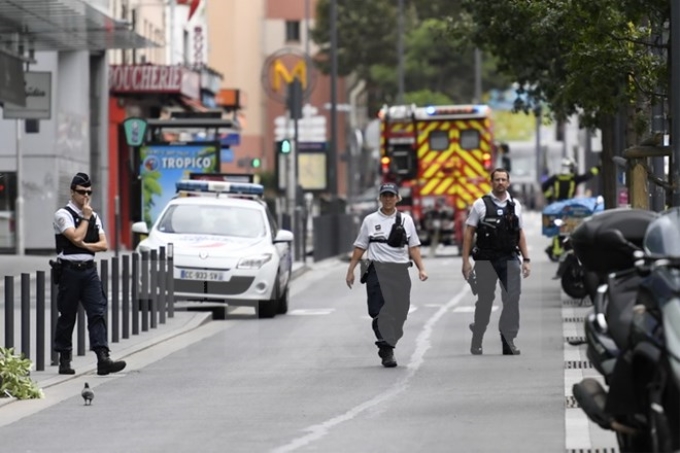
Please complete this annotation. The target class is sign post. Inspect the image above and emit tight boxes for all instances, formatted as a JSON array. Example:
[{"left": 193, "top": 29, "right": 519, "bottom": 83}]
[{"left": 122, "top": 117, "right": 148, "bottom": 256}]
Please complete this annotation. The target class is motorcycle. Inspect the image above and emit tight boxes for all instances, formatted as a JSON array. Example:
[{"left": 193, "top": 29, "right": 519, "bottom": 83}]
[
  {"left": 553, "top": 226, "right": 588, "bottom": 300},
  {"left": 571, "top": 207, "right": 680, "bottom": 452}
]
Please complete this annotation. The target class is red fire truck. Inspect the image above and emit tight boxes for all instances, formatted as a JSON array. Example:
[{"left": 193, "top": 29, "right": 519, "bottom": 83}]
[{"left": 378, "top": 104, "right": 497, "bottom": 252}]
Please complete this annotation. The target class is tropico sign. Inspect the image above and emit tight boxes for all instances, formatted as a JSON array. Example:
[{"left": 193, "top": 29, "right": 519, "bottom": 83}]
[{"left": 109, "top": 65, "right": 200, "bottom": 99}]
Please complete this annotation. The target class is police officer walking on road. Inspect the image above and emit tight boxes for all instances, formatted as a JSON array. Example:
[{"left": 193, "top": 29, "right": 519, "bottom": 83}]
[
  {"left": 461, "top": 168, "right": 531, "bottom": 356},
  {"left": 52, "top": 173, "right": 126, "bottom": 376},
  {"left": 346, "top": 182, "right": 428, "bottom": 367}
]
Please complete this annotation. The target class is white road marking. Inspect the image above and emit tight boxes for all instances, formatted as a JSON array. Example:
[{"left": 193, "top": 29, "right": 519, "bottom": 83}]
[
  {"left": 289, "top": 309, "right": 336, "bottom": 316},
  {"left": 271, "top": 288, "right": 470, "bottom": 453},
  {"left": 452, "top": 306, "right": 498, "bottom": 313}
]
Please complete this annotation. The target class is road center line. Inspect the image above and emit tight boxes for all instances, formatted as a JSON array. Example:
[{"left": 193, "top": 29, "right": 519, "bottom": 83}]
[{"left": 271, "top": 288, "right": 470, "bottom": 453}]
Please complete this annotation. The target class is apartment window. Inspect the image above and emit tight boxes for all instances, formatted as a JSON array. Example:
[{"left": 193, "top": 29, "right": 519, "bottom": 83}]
[{"left": 285, "top": 20, "right": 301, "bottom": 42}]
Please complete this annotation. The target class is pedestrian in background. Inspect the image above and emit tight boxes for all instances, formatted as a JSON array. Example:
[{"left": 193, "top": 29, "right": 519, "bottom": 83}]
[
  {"left": 52, "top": 172, "right": 126, "bottom": 376},
  {"left": 461, "top": 168, "right": 531, "bottom": 356},
  {"left": 346, "top": 182, "right": 428, "bottom": 367}
]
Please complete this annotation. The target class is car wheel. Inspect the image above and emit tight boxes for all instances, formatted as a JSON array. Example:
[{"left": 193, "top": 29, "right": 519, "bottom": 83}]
[
  {"left": 276, "top": 286, "right": 289, "bottom": 315},
  {"left": 258, "top": 278, "right": 280, "bottom": 319}
]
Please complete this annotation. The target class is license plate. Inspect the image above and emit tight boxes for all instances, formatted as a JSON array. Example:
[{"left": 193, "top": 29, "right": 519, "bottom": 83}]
[{"left": 180, "top": 270, "right": 226, "bottom": 281}]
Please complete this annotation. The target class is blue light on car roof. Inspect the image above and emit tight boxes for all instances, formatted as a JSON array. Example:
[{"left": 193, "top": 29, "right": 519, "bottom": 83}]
[{"left": 175, "top": 179, "right": 264, "bottom": 196}]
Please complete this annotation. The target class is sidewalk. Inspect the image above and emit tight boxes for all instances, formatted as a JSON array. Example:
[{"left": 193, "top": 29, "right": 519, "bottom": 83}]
[{"left": 0, "top": 259, "right": 311, "bottom": 409}]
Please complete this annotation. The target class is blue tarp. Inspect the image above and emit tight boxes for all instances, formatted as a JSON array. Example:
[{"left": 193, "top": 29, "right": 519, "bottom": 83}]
[{"left": 542, "top": 197, "right": 604, "bottom": 237}]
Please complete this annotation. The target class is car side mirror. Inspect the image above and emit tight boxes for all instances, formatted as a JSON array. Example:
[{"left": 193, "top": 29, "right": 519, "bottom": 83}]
[
  {"left": 274, "top": 229, "right": 294, "bottom": 243},
  {"left": 132, "top": 221, "right": 149, "bottom": 235}
]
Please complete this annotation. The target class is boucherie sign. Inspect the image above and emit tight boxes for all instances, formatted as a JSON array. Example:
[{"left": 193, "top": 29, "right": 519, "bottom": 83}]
[{"left": 109, "top": 65, "right": 200, "bottom": 99}]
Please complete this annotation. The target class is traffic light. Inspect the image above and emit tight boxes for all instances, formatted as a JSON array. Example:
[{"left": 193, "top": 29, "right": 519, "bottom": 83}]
[
  {"left": 251, "top": 157, "right": 262, "bottom": 168},
  {"left": 277, "top": 139, "right": 292, "bottom": 154}
]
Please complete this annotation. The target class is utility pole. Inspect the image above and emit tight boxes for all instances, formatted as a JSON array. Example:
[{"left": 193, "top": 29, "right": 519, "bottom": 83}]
[
  {"left": 304, "top": 0, "right": 310, "bottom": 60},
  {"left": 329, "top": 0, "right": 338, "bottom": 202},
  {"left": 651, "top": 21, "right": 667, "bottom": 211},
  {"left": 397, "top": 0, "right": 405, "bottom": 104},
  {"left": 473, "top": 49, "right": 482, "bottom": 104},
  {"left": 169, "top": 0, "right": 175, "bottom": 64},
  {"left": 672, "top": 1, "right": 680, "bottom": 207}
]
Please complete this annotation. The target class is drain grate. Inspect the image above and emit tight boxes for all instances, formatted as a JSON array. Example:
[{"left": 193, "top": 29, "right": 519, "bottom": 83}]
[
  {"left": 563, "top": 316, "right": 587, "bottom": 323},
  {"left": 565, "top": 335, "right": 587, "bottom": 344},
  {"left": 565, "top": 395, "right": 580, "bottom": 408},
  {"left": 565, "top": 360, "right": 593, "bottom": 369},
  {"left": 566, "top": 449, "right": 618, "bottom": 453}
]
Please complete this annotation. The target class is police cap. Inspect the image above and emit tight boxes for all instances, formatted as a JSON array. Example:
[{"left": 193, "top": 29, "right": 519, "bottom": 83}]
[{"left": 70, "top": 172, "right": 92, "bottom": 189}]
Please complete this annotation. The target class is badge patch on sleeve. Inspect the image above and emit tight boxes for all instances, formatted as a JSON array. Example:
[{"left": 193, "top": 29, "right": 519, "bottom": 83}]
[
  {"left": 375, "top": 225, "right": 381, "bottom": 231},
  {"left": 58, "top": 217, "right": 65, "bottom": 227}
]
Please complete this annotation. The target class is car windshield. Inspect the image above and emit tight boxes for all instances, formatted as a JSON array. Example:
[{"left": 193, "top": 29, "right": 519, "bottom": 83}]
[
  {"left": 643, "top": 207, "right": 680, "bottom": 258},
  {"left": 156, "top": 204, "right": 267, "bottom": 239}
]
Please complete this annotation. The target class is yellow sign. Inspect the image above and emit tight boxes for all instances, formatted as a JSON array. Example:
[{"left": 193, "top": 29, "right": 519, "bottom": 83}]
[{"left": 271, "top": 59, "right": 307, "bottom": 92}]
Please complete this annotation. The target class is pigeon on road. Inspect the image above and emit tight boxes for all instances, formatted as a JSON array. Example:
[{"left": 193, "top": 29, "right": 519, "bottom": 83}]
[{"left": 81, "top": 383, "right": 94, "bottom": 406}]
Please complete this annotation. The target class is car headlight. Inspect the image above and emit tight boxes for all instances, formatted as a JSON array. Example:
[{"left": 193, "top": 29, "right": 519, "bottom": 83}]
[{"left": 237, "top": 254, "right": 273, "bottom": 269}]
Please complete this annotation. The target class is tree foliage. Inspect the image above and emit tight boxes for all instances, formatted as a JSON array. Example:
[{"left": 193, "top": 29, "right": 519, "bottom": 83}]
[
  {"left": 454, "top": 0, "right": 669, "bottom": 127},
  {"left": 311, "top": 0, "right": 510, "bottom": 111}
]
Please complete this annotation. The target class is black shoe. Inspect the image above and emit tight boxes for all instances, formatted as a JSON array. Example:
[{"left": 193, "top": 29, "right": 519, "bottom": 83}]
[
  {"left": 469, "top": 323, "right": 483, "bottom": 355},
  {"left": 58, "top": 351, "right": 75, "bottom": 375},
  {"left": 95, "top": 349, "right": 127, "bottom": 376},
  {"left": 501, "top": 334, "right": 521, "bottom": 355},
  {"left": 378, "top": 346, "right": 397, "bottom": 368}
]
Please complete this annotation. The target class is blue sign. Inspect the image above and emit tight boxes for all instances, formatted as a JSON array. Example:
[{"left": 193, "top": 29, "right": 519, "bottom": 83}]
[
  {"left": 298, "top": 141, "right": 328, "bottom": 152},
  {"left": 220, "top": 133, "right": 241, "bottom": 146},
  {"left": 220, "top": 148, "right": 234, "bottom": 163}
]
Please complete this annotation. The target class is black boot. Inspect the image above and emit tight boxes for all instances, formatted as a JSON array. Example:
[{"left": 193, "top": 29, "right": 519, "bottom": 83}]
[
  {"left": 58, "top": 351, "right": 75, "bottom": 375},
  {"left": 95, "top": 349, "right": 126, "bottom": 376},
  {"left": 469, "top": 323, "right": 483, "bottom": 355},
  {"left": 378, "top": 345, "right": 397, "bottom": 368},
  {"left": 501, "top": 334, "right": 521, "bottom": 355}
]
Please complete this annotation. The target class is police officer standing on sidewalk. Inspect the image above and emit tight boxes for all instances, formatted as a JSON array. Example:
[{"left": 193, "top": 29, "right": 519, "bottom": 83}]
[
  {"left": 346, "top": 182, "right": 428, "bottom": 367},
  {"left": 52, "top": 173, "right": 126, "bottom": 376},
  {"left": 461, "top": 168, "right": 531, "bottom": 356}
]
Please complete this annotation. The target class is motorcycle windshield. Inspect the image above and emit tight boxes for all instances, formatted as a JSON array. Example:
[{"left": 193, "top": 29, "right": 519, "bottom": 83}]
[{"left": 644, "top": 207, "right": 680, "bottom": 258}]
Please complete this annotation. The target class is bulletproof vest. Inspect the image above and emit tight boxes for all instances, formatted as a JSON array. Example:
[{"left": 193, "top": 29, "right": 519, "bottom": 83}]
[
  {"left": 475, "top": 195, "right": 520, "bottom": 254},
  {"left": 54, "top": 206, "right": 99, "bottom": 256}
]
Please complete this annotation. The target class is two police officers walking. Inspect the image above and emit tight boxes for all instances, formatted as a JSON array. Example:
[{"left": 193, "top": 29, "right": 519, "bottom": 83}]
[
  {"left": 462, "top": 169, "right": 531, "bottom": 356},
  {"left": 346, "top": 183, "right": 428, "bottom": 367},
  {"left": 52, "top": 173, "right": 126, "bottom": 376}
]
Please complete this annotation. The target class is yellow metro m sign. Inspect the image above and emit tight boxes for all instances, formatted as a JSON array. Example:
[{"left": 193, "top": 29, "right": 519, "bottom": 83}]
[
  {"left": 261, "top": 48, "right": 316, "bottom": 103},
  {"left": 271, "top": 59, "right": 307, "bottom": 92}
]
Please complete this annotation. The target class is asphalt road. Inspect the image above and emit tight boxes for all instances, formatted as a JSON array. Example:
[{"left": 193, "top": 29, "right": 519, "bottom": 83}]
[{"left": 0, "top": 212, "right": 586, "bottom": 453}]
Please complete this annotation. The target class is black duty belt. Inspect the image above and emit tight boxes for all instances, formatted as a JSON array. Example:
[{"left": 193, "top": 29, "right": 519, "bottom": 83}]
[{"left": 60, "top": 260, "right": 95, "bottom": 270}]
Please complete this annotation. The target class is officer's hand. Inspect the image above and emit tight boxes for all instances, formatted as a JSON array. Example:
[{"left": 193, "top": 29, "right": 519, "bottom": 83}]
[
  {"left": 462, "top": 261, "right": 473, "bottom": 280},
  {"left": 82, "top": 203, "right": 93, "bottom": 219},
  {"left": 346, "top": 269, "right": 355, "bottom": 289},
  {"left": 522, "top": 261, "right": 531, "bottom": 278},
  {"left": 418, "top": 270, "right": 428, "bottom": 281}
]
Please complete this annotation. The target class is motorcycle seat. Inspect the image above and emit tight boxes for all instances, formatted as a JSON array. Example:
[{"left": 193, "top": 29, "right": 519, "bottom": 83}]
[{"left": 605, "top": 271, "right": 644, "bottom": 351}]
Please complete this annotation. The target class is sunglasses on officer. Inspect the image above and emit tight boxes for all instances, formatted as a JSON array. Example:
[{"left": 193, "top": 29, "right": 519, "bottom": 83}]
[{"left": 74, "top": 189, "right": 93, "bottom": 196}]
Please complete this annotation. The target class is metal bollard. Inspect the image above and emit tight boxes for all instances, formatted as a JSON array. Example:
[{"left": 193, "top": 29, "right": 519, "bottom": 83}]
[
  {"left": 4, "top": 276, "right": 13, "bottom": 349},
  {"left": 150, "top": 249, "right": 158, "bottom": 329},
  {"left": 21, "top": 273, "right": 30, "bottom": 360},
  {"left": 132, "top": 252, "right": 139, "bottom": 335},
  {"left": 111, "top": 257, "right": 119, "bottom": 343},
  {"left": 141, "top": 250, "right": 149, "bottom": 332},
  {"left": 36, "top": 271, "right": 45, "bottom": 371},
  {"left": 167, "top": 243, "right": 175, "bottom": 318},
  {"left": 50, "top": 272, "right": 58, "bottom": 366},
  {"left": 122, "top": 255, "right": 130, "bottom": 339},
  {"left": 158, "top": 246, "right": 166, "bottom": 324},
  {"left": 77, "top": 304, "right": 86, "bottom": 356},
  {"left": 100, "top": 260, "right": 109, "bottom": 332}
]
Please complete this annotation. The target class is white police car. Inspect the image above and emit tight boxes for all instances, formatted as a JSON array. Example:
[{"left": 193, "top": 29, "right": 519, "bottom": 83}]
[{"left": 131, "top": 180, "right": 294, "bottom": 318}]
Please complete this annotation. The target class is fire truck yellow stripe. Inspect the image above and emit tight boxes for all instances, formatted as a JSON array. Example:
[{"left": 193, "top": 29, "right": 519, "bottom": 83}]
[
  {"left": 421, "top": 178, "right": 441, "bottom": 195},
  {"left": 459, "top": 151, "right": 486, "bottom": 175},
  {"left": 433, "top": 178, "right": 454, "bottom": 195},
  {"left": 417, "top": 122, "right": 441, "bottom": 158}
]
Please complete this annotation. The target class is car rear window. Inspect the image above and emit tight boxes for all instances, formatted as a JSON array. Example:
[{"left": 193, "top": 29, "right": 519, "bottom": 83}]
[{"left": 157, "top": 204, "right": 267, "bottom": 238}]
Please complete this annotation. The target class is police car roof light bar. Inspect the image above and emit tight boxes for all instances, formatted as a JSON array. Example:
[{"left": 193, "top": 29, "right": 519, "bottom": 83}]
[{"left": 175, "top": 179, "right": 264, "bottom": 198}]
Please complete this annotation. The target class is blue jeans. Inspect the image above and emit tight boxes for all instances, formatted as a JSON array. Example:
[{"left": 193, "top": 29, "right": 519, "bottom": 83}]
[
  {"left": 54, "top": 266, "right": 109, "bottom": 352},
  {"left": 472, "top": 255, "right": 522, "bottom": 340}
]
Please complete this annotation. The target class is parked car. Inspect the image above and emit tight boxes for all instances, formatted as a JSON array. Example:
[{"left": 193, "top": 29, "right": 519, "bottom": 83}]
[{"left": 132, "top": 180, "right": 294, "bottom": 318}]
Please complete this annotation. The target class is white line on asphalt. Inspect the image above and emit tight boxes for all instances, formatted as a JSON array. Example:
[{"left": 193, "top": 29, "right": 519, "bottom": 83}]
[
  {"left": 271, "top": 288, "right": 470, "bottom": 453},
  {"left": 288, "top": 309, "right": 336, "bottom": 316},
  {"left": 452, "top": 306, "right": 498, "bottom": 313}
]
